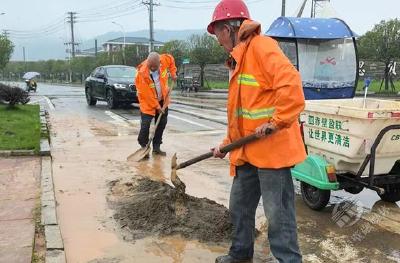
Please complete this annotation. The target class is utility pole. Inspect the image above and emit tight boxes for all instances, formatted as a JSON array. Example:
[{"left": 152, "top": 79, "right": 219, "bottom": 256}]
[
  {"left": 95, "top": 39, "right": 98, "bottom": 57},
  {"left": 149, "top": 0, "right": 154, "bottom": 52},
  {"left": 142, "top": 0, "right": 159, "bottom": 52},
  {"left": 23, "top": 47, "right": 26, "bottom": 71},
  {"left": 281, "top": 0, "right": 286, "bottom": 16},
  {"left": 66, "top": 12, "right": 78, "bottom": 58}
]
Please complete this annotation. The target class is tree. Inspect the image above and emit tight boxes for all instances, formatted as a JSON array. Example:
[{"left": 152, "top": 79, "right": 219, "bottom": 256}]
[
  {"left": 125, "top": 45, "right": 148, "bottom": 67},
  {"left": 0, "top": 35, "right": 14, "bottom": 70},
  {"left": 188, "top": 33, "right": 226, "bottom": 87},
  {"left": 160, "top": 40, "right": 189, "bottom": 68},
  {"left": 358, "top": 19, "right": 400, "bottom": 91}
]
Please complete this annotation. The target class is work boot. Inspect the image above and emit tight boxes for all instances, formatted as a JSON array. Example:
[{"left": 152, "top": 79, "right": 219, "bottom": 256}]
[
  {"left": 152, "top": 146, "right": 166, "bottom": 156},
  {"left": 215, "top": 255, "right": 252, "bottom": 263}
]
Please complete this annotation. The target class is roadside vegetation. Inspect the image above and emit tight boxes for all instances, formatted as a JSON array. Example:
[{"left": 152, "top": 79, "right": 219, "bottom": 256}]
[
  {"left": 0, "top": 103, "right": 40, "bottom": 152},
  {"left": 356, "top": 80, "right": 400, "bottom": 93},
  {"left": 2, "top": 33, "right": 225, "bottom": 89}
]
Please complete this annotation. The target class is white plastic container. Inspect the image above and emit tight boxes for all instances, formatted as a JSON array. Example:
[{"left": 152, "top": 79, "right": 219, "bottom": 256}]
[{"left": 301, "top": 98, "right": 400, "bottom": 175}]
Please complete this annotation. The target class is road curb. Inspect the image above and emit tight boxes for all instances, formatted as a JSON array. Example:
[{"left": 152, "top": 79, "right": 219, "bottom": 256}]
[
  {"left": 39, "top": 106, "right": 66, "bottom": 263},
  {"left": 0, "top": 150, "right": 35, "bottom": 156},
  {"left": 40, "top": 108, "right": 51, "bottom": 156},
  {"left": 198, "top": 89, "right": 228, "bottom": 94}
]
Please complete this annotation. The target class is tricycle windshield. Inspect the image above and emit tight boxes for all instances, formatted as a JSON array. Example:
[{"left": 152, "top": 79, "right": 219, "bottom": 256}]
[{"left": 298, "top": 38, "right": 356, "bottom": 92}]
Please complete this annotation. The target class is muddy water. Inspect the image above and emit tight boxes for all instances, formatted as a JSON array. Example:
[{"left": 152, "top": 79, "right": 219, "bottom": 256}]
[
  {"left": 49, "top": 104, "right": 234, "bottom": 262},
  {"left": 48, "top": 99, "right": 400, "bottom": 262}
]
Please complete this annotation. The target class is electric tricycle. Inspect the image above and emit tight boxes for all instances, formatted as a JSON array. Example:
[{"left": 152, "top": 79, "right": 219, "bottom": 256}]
[{"left": 266, "top": 17, "right": 400, "bottom": 210}]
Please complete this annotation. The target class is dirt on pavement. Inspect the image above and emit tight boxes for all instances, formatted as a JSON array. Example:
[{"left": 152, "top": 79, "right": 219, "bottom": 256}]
[{"left": 109, "top": 177, "right": 233, "bottom": 243}]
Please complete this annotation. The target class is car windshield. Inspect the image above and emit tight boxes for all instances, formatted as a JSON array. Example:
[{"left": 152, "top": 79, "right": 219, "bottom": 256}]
[{"left": 106, "top": 67, "right": 136, "bottom": 79}]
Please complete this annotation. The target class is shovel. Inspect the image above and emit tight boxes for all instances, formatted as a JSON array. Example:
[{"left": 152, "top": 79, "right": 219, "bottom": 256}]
[
  {"left": 127, "top": 82, "right": 174, "bottom": 162},
  {"left": 171, "top": 129, "right": 272, "bottom": 193}
]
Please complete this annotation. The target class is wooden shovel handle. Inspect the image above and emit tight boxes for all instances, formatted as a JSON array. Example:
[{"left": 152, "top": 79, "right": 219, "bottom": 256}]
[
  {"left": 148, "top": 82, "right": 175, "bottom": 142},
  {"left": 176, "top": 129, "right": 272, "bottom": 170}
]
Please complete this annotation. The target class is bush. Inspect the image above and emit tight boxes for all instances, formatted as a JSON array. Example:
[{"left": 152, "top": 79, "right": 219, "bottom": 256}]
[{"left": 0, "top": 83, "right": 30, "bottom": 106}]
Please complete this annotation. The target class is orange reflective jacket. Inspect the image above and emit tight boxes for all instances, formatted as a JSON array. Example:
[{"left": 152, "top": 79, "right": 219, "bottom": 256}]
[
  {"left": 224, "top": 20, "right": 307, "bottom": 175},
  {"left": 135, "top": 54, "right": 177, "bottom": 116}
]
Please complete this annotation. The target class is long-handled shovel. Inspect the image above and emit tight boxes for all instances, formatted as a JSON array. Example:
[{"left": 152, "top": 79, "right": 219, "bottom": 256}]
[
  {"left": 127, "top": 82, "right": 174, "bottom": 162},
  {"left": 171, "top": 129, "right": 272, "bottom": 193}
]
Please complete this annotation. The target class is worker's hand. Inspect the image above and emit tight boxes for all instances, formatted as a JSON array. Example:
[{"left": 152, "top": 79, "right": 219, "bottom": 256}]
[
  {"left": 171, "top": 75, "right": 177, "bottom": 81},
  {"left": 211, "top": 145, "right": 227, "bottom": 159},
  {"left": 255, "top": 122, "right": 276, "bottom": 138},
  {"left": 157, "top": 107, "right": 165, "bottom": 114}
]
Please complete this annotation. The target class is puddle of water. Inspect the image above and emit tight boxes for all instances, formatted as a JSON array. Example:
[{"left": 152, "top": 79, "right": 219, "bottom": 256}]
[{"left": 48, "top": 102, "right": 400, "bottom": 263}]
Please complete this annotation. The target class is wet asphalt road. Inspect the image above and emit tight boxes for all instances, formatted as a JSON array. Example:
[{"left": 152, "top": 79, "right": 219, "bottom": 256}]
[
  {"left": 28, "top": 82, "right": 399, "bottom": 208},
  {"left": 22, "top": 82, "right": 400, "bottom": 262}
]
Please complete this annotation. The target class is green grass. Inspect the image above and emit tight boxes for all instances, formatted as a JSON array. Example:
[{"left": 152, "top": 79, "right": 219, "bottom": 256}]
[
  {"left": 202, "top": 80, "right": 229, "bottom": 90},
  {"left": 0, "top": 104, "right": 41, "bottom": 153},
  {"left": 356, "top": 80, "right": 400, "bottom": 93}
]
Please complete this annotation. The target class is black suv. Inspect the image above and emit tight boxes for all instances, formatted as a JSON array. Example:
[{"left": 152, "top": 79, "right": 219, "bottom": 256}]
[{"left": 85, "top": 65, "right": 138, "bottom": 109}]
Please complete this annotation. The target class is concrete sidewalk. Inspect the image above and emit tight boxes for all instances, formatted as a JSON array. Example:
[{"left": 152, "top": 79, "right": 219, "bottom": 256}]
[{"left": 0, "top": 157, "right": 41, "bottom": 263}]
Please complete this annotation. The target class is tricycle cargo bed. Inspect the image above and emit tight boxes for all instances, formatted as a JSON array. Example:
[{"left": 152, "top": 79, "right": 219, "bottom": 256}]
[{"left": 301, "top": 98, "right": 400, "bottom": 175}]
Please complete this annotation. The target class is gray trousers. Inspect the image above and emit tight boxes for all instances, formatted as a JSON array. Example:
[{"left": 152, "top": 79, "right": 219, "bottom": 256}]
[{"left": 229, "top": 163, "right": 302, "bottom": 263}]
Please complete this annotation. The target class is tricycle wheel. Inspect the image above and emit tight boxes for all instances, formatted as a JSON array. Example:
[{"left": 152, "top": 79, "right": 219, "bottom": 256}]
[
  {"left": 301, "top": 182, "right": 330, "bottom": 211},
  {"left": 378, "top": 185, "right": 400, "bottom": 203},
  {"left": 344, "top": 186, "right": 364, "bottom": 194}
]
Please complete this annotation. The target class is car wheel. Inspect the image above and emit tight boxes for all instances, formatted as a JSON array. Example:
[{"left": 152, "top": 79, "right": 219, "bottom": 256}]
[
  {"left": 85, "top": 87, "right": 97, "bottom": 106},
  {"left": 106, "top": 89, "right": 118, "bottom": 109},
  {"left": 301, "top": 182, "right": 330, "bottom": 211}
]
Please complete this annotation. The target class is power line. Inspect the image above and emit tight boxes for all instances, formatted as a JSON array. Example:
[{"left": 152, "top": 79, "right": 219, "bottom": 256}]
[
  {"left": 76, "top": 0, "right": 141, "bottom": 17},
  {"left": 163, "top": 0, "right": 216, "bottom": 3},
  {"left": 7, "top": 17, "right": 66, "bottom": 35},
  {"left": 4, "top": 2, "right": 142, "bottom": 37},
  {"left": 160, "top": 0, "right": 264, "bottom": 10},
  {"left": 78, "top": 4, "right": 145, "bottom": 23},
  {"left": 79, "top": 0, "right": 142, "bottom": 18}
]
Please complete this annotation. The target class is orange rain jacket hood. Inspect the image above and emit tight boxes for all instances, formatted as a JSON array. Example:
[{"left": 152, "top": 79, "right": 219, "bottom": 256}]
[
  {"left": 135, "top": 54, "right": 177, "bottom": 116},
  {"left": 224, "top": 20, "right": 307, "bottom": 175}
]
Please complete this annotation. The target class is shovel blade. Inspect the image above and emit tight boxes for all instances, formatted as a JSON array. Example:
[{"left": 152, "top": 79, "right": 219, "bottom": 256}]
[
  {"left": 171, "top": 153, "right": 186, "bottom": 194},
  {"left": 127, "top": 146, "right": 151, "bottom": 162}
]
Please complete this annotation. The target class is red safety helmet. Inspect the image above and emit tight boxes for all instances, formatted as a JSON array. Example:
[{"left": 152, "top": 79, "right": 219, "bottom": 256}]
[{"left": 207, "top": 0, "right": 250, "bottom": 34}]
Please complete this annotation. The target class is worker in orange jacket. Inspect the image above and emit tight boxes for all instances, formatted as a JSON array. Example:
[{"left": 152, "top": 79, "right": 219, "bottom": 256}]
[
  {"left": 136, "top": 52, "right": 177, "bottom": 156},
  {"left": 208, "top": 1, "right": 306, "bottom": 262}
]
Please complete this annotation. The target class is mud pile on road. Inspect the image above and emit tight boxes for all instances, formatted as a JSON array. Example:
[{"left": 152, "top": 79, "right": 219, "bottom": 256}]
[{"left": 110, "top": 177, "right": 233, "bottom": 243}]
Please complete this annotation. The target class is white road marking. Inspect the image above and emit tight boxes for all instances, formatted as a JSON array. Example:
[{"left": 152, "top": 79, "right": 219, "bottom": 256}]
[
  {"left": 104, "top": 110, "right": 131, "bottom": 127},
  {"left": 182, "top": 130, "right": 226, "bottom": 136},
  {"left": 168, "top": 113, "right": 214, "bottom": 129}
]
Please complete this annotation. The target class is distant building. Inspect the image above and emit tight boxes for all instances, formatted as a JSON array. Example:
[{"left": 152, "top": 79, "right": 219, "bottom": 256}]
[
  {"left": 76, "top": 47, "right": 105, "bottom": 57},
  {"left": 103, "top": 37, "right": 164, "bottom": 55}
]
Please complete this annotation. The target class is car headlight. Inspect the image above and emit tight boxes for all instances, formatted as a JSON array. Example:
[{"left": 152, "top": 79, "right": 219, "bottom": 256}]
[{"left": 113, "top": 83, "right": 127, "bottom": 89}]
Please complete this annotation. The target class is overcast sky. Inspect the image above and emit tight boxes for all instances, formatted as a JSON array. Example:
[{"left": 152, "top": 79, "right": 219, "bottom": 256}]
[{"left": 1, "top": 0, "right": 399, "bottom": 44}]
